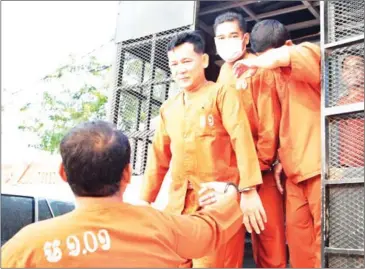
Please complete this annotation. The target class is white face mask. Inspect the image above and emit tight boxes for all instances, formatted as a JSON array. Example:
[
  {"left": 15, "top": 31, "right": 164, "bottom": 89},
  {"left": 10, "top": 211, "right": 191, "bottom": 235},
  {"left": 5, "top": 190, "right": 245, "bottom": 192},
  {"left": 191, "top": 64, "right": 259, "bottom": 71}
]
[{"left": 215, "top": 38, "right": 244, "bottom": 63}]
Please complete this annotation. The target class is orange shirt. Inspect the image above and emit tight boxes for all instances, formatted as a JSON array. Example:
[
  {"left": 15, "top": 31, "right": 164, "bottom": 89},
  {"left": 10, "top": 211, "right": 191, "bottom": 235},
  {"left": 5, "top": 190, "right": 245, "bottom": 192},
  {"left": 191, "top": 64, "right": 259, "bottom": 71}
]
[
  {"left": 338, "top": 89, "right": 364, "bottom": 167},
  {"left": 217, "top": 56, "right": 282, "bottom": 172},
  {"left": 1, "top": 197, "right": 243, "bottom": 268},
  {"left": 140, "top": 82, "right": 262, "bottom": 214},
  {"left": 278, "top": 42, "right": 321, "bottom": 183}
]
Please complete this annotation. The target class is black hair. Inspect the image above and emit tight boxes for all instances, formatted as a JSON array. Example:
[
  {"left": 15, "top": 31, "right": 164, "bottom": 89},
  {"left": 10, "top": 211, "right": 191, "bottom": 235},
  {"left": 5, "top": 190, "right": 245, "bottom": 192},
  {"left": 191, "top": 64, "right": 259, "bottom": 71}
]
[
  {"left": 167, "top": 31, "right": 205, "bottom": 54},
  {"left": 60, "top": 120, "right": 131, "bottom": 197},
  {"left": 213, "top": 12, "right": 247, "bottom": 34},
  {"left": 250, "top": 19, "right": 290, "bottom": 53}
]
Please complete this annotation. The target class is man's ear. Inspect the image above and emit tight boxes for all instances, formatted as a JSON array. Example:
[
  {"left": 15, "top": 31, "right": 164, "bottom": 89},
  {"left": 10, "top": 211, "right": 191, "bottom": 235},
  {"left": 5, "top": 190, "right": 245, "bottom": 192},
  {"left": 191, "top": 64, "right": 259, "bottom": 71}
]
[
  {"left": 122, "top": 163, "right": 132, "bottom": 185},
  {"left": 285, "top": 40, "right": 293, "bottom": 46},
  {"left": 244, "top": 33, "right": 250, "bottom": 46},
  {"left": 202, "top": 53, "right": 209, "bottom": 69},
  {"left": 58, "top": 163, "right": 68, "bottom": 183}
]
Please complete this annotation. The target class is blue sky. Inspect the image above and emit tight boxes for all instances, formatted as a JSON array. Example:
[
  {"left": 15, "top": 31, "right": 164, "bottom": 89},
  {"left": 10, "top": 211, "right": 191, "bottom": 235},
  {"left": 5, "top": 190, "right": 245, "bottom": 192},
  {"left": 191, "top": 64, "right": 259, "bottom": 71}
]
[{"left": 2, "top": 1, "right": 119, "bottom": 163}]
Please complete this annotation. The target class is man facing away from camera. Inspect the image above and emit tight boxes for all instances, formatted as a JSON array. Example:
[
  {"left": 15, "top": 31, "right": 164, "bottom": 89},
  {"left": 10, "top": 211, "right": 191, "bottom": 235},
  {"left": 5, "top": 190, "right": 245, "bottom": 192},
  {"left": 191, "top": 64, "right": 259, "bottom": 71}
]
[
  {"left": 139, "top": 31, "right": 266, "bottom": 268},
  {"left": 213, "top": 12, "right": 286, "bottom": 268},
  {"left": 1, "top": 120, "right": 247, "bottom": 268},
  {"left": 233, "top": 19, "right": 321, "bottom": 268}
]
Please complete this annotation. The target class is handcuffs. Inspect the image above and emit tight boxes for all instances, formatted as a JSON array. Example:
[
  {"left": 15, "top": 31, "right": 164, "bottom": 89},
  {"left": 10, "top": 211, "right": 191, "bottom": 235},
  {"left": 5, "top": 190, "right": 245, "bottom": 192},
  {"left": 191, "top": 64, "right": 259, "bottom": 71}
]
[
  {"left": 271, "top": 159, "right": 280, "bottom": 168},
  {"left": 223, "top": 158, "right": 281, "bottom": 194},
  {"left": 224, "top": 182, "right": 256, "bottom": 194}
]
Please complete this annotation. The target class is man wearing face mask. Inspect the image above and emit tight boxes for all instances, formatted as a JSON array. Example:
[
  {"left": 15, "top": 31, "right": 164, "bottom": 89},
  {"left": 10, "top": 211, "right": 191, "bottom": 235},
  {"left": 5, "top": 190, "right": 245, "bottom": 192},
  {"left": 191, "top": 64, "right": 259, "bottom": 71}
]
[
  {"left": 139, "top": 31, "right": 266, "bottom": 268},
  {"left": 214, "top": 13, "right": 287, "bottom": 268}
]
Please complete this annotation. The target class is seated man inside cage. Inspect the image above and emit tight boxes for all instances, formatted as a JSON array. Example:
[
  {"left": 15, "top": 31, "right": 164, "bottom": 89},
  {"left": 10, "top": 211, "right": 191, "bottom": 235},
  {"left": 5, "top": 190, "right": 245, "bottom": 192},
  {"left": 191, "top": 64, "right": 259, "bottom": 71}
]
[
  {"left": 338, "top": 54, "right": 364, "bottom": 105},
  {"left": 337, "top": 54, "right": 364, "bottom": 170},
  {"left": 1, "top": 120, "right": 246, "bottom": 268}
]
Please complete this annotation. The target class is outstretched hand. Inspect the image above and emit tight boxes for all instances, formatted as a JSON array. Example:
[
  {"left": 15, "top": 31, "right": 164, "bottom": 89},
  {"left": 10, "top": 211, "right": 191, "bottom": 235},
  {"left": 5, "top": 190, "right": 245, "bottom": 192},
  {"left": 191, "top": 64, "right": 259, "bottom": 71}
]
[{"left": 198, "top": 182, "right": 238, "bottom": 207}]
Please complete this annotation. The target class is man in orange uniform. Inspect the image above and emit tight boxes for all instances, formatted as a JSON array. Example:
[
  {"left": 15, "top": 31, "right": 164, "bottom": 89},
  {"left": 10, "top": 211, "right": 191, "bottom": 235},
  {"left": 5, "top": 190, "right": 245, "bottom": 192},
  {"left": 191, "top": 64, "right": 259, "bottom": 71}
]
[
  {"left": 338, "top": 55, "right": 364, "bottom": 168},
  {"left": 1, "top": 120, "right": 245, "bottom": 268},
  {"left": 139, "top": 31, "right": 266, "bottom": 268},
  {"left": 214, "top": 14, "right": 287, "bottom": 268},
  {"left": 234, "top": 20, "right": 321, "bottom": 268}
]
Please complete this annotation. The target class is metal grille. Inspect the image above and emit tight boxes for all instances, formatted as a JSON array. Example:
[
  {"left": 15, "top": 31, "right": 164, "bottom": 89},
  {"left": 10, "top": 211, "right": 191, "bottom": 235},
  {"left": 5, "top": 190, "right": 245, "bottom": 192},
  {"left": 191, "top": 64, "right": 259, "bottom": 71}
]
[
  {"left": 110, "top": 25, "right": 191, "bottom": 175},
  {"left": 328, "top": 254, "right": 364, "bottom": 268},
  {"left": 327, "top": 0, "right": 365, "bottom": 43},
  {"left": 328, "top": 184, "right": 364, "bottom": 250},
  {"left": 322, "top": 1, "right": 365, "bottom": 267},
  {"left": 130, "top": 139, "right": 148, "bottom": 176},
  {"left": 328, "top": 113, "right": 364, "bottom": 180},
  {"left": 325, "top": 42, "right": 364, "bottom": 107}
]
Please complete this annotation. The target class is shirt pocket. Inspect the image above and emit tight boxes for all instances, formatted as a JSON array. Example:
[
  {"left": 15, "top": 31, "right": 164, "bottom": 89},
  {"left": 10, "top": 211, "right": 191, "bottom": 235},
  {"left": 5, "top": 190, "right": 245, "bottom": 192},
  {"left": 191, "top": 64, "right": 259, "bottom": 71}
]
[{"left": 195, "top": 106, "right": 218, "bottom": 138}]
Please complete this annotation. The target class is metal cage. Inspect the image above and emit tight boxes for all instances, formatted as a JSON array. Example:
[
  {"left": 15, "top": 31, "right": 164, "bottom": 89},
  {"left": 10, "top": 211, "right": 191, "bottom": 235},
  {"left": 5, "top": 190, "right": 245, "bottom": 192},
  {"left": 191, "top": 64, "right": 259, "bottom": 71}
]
[
  {"left": 110, "top": 25, "right": 194, "bottom": 175},
  {"left": 321, "top": 0, "right": 364, "bottom": 268},
  {"left": 110, "top": 1, "right": 364, "bottom": 267}
]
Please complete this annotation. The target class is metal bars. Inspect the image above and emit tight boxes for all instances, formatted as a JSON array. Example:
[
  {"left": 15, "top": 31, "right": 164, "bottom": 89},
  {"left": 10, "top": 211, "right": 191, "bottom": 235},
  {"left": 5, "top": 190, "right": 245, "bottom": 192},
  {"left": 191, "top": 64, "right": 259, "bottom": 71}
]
[
  {"left": 321, "top": 1, "right": 365, "bottom": 267},
  {"left": 110, "top": 25, "right": 192, "bottom": 176}
]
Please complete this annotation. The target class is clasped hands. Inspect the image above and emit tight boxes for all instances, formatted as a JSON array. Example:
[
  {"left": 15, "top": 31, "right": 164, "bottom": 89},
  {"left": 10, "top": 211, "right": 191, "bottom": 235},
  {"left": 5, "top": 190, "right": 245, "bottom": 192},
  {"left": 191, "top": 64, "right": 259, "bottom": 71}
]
[{"left": 198, "top": 182, "right": 267, "bottom": 235}]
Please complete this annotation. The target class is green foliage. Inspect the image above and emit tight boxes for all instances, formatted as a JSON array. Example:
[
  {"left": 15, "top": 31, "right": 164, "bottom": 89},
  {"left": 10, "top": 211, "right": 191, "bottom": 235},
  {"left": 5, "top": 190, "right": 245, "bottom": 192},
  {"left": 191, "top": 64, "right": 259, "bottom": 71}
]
[
  {"left": 18, "top": 55, "right": 111, "bottom": 154},
  {"left": 18, "top": 51, "right": 180, "bottom": 154}
]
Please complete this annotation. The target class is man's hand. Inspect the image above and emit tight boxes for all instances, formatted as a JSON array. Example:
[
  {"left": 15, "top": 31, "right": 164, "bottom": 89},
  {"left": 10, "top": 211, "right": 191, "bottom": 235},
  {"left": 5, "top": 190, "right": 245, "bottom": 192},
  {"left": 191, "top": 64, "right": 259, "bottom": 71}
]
[
  {"left": 235, "top": 68, "right": 258, "bottom": 90},
  {"left": 198, "top": 182, "right": 238, "bottom": 207},
  {"left": 198, "top": 183, "right": 267, "bottom": 234},
  {"left": 233, "top": 59, "right": 255, "bottom": 78},
  {"left": 233, "top": 60, "right": 252, "bottom": 78},
  {"left": 240, "top": 189, "right": 267, "bottom": 234},
  {"left": 274, "top": 162, "right": 284, "bottom": 195}
]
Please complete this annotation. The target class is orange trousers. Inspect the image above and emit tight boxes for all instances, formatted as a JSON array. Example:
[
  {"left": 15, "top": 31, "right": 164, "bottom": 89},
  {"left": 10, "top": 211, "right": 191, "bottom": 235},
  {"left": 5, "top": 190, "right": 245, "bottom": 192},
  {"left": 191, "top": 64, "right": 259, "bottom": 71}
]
[
  {"left": 252, "top": 171, "right": 287, "bottom": 268},
  {"left": 286, "top": 175, "right": 321, "bottom": 268},
  {"left": 180, "top": 189, "right": 244, "bottom": 268}
]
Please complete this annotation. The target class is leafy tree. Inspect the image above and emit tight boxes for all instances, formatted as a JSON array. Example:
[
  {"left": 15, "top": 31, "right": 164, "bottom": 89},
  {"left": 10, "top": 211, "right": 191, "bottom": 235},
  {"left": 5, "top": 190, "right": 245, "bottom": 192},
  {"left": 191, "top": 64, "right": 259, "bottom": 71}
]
[
  {"left": 18, "top": 50, "right": 178, "bottom": 154},
  {"left": 18, "top": 55, "right": 111, "bottom": 153}
]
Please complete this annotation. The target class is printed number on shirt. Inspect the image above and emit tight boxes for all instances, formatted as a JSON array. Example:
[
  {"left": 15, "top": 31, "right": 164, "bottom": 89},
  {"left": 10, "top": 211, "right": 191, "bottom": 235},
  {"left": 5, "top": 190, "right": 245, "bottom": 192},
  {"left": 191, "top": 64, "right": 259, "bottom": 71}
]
[
  {"left": 207, "top": 114, "right": 214, "bottom": 127},
  {"left": 200, "top": 114, "right": 215, "bottom": 128},
  {"left": 44, "top": 239, "right": 62, "bottom": 263},
  {"left": 43, "top": 229, "right": 111, "bottom": 263}
]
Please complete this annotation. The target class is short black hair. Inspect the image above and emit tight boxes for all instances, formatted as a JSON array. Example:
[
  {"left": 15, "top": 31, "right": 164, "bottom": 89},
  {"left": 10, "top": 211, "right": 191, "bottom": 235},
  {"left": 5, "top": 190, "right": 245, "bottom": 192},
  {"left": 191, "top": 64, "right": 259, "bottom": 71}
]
[
  {"left": 60, "top": 120, "right": 131, "bottom": 197},
  {"left": 214, "top": 12, "right": 247, "bottom": 35},
  {"left": 167, "top": 31, "right": 205, "bottom": 54},
  {"left": 250, "top": 19, "right": 290, "bottom": 53}
]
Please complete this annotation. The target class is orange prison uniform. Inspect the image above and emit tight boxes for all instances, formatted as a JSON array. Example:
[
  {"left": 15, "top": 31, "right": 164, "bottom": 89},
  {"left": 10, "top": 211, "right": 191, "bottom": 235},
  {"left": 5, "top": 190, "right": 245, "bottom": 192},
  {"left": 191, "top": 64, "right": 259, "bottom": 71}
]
[
  {"left": 1, "top": 197, "right": 243, "bottom": 268},
  {"left": 218, "top": 57, "right": 287, "bottom": 268},
  {"left": 278, "top": 42, "right": 321, "bottom": 268},
  {"left": 140, "top": 81, "right": 263, "bottom": 267},
  {"left": 338, "top": 89, "right": 364, "bottom": 168}
]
